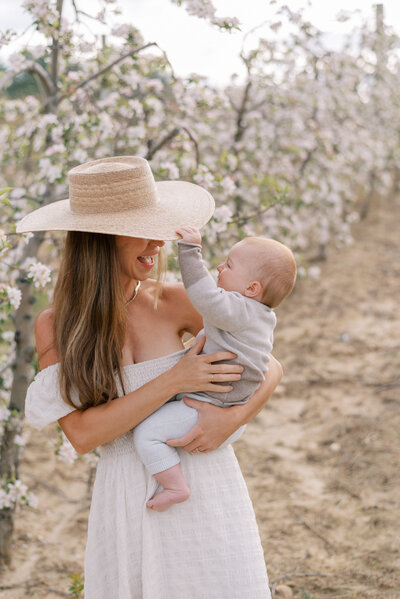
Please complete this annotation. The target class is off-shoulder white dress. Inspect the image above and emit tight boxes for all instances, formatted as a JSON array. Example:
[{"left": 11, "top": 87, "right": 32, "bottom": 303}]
[{"left": 25, "top": 349, "right": 271, "bottom": 599}]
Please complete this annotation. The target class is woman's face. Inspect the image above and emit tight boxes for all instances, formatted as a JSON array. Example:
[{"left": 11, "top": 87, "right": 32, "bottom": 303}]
[{"left": 115, "top": 235, "right": 165, "bottom": 282}]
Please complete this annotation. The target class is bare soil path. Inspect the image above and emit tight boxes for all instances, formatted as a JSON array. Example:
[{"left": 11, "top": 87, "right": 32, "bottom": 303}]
[
  {"left": 1, "top": 196, "right": 399, "bottom": 599},
  {"left": 242, "top": 195, "right": 400, "bottom": 599}
]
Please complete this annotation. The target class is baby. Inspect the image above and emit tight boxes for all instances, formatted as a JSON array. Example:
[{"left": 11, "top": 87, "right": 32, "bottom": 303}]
[{"left": 133, "top": 226, "right": 297, "bottom": 511}]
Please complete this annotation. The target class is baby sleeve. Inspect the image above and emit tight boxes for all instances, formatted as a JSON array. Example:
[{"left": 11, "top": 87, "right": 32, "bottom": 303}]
[
  {"left": 178, "top": 242, "right": 250, "bottom": 331},
  {"left": 24, "top": 363, "right": 80, "bottom": 430}
]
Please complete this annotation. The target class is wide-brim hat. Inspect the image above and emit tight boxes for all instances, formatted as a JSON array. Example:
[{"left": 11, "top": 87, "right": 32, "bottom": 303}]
[{"left": 16, "top": 156, "right": 215, "bottom": 240}]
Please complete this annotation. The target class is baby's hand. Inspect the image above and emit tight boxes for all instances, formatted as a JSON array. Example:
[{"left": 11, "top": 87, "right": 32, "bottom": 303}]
[{"left": 176, "top": 226, "right": 202, "bottom": 245}]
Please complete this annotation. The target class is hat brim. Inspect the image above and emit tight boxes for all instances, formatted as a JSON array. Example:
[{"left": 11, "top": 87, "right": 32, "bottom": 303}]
[{"left": 16, "top": 181, "right": 215, "bottom": 241}]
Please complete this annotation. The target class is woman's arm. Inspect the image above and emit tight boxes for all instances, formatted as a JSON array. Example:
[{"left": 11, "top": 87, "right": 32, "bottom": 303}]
[
  {"left": 167, "top": 355, "right": 283, "bottom": 453},
  {"left": 34, "top": 309, "right": 242, "bottom": 454}
]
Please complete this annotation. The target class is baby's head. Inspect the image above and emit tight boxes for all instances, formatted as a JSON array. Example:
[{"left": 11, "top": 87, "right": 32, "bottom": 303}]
[{"left": 217, "top": 237, "right": 297, "bottom": 308}]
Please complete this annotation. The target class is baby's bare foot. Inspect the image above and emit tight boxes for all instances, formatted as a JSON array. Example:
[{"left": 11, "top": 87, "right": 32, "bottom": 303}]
[{"left": 146, "top": 487, "right": 190, "bottom": 512}]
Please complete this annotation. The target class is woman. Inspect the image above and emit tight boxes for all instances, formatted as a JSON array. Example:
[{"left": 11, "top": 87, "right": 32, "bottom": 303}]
[{"left": 19, "top": 156, "right": 282, "bottom": 598}]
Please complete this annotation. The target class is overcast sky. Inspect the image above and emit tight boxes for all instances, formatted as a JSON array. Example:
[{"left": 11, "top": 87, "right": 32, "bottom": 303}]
[{"left": 0, "top": 0, "right": 398, "bottom": 84}]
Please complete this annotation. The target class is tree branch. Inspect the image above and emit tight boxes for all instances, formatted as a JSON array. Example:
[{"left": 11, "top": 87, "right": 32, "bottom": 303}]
[
  {"left": 234, "top": 77, "right": 252, "bottom": 144},
  {"left": 181, "top": 126, "right": 200, "bottom": 166},
  {"left": 145, "top": 126, "right": 200, "bottom": 165},
  {"left": 56, "top": 43, "right": 157, "bottom": 105},
  {"left": 27, "top": 63, "right": 54, "bottom": 97},
  {"left": 71, "top": 1, "right": 101, "bottom": 23},
  {"left": 71, "top": 0, "right": 80, "bottom": 21},
  {"left": 49, "top": 0, "right": 64, "bottom": 107},
  {"left": 299, "top": 146, "right": 317, "bottom": 175},
  {"left": 0, "top": 361, "right": 14, "bottom": 376},
  {"left": 229, "top": 196, "right": 284, "bottom": 226},
  {"left": 157, "top": 47, "right": 177, "bottom": 82},
  {"left": 298, "top": 515, "right": 335, "bottom": 550},
  {"left": 146, "top": 127, "right": 181, "bottom": 160}
]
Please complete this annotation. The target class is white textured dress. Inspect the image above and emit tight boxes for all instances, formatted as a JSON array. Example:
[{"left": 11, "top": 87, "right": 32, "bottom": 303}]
[{"left": 25, "top": 349, "right": 271, "bottom": 599}]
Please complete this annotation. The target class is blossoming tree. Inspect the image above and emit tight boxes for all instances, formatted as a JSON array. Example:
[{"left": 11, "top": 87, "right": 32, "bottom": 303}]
[
  {"left": 0, "top": 0, "right": 397, "bottom": 565},
  {"left": 0, "top": 0, "right": 242, "bottom": 565}
]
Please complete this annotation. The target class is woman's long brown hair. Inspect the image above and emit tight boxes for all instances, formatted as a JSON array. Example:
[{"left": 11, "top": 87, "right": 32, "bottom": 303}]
[
  {"left": 53, "top": 232, "right": 167, "bottom": 410},
  {"left": 53, "top": 232, "right": 127, "bottom": 410}
]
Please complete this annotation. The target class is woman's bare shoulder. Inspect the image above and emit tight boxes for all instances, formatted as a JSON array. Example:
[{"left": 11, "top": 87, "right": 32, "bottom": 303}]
[
  {"left": 142, "top": 279, "right": 188, "bottom": 306},
  {"left": 161, "top": 280, "right": 193, "bottom": 308},
  {"left": 34, "top": 308, "right": 59, "bottom": 367},
  {"left": 161, "top": 280, "right": 185, "bottom": 297},
  {"left": 161, "top": 281, "right": 203, "bottom": 335},
  {"left": 34, "top": 307, "right": 54, "bottom": 339}
]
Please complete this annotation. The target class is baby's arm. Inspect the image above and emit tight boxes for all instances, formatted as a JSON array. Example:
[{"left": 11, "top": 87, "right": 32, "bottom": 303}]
[{"left": 176, "top": 228, "right": 250, "bottom": 331}]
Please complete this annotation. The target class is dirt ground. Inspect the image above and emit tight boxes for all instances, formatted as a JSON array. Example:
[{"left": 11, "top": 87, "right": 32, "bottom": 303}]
[{"left": 1, "top": 196, "right": 399, "bottom": 599}]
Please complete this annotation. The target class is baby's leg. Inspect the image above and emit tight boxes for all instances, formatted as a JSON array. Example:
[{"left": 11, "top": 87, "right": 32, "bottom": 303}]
[
  {"left": 147, "top": 463, "right": 190, "bottom": 512},
  {"left": 133, "top": 400, "right": 198, "bottom": 512}
]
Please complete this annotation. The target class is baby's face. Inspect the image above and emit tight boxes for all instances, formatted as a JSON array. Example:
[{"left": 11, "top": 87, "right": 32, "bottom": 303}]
[{"left": 217, "top": 241, "right": 256, "bottom": 294}]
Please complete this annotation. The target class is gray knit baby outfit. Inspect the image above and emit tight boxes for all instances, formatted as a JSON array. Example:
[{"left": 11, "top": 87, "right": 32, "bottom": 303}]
[{"left": 132, "top": 241, "right": 276, "bottom": 474}]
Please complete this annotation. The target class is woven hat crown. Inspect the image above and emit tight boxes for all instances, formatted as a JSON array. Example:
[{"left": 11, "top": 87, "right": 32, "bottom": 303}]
[{"left": 68, "top": 156, "right": 158, "bottom": 215}]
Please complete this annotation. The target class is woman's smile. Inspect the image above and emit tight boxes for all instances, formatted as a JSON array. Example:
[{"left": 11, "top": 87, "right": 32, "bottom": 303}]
[
  {"left": 137, "top": 250, "right": 159, "bottom": 269},
  {"left": 116, "top": 236, "right": 165, "bottom": 280}
]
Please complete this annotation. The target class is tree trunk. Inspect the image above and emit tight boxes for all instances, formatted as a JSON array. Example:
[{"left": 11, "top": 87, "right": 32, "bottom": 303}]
[
  {"left": 360, "top": 172, "right": 376, "bottom": 221},
  {"left": 0, "top": 507, "right": 15, "bottom": 567},
  {"left": 0, "top": 233, "right": 43, "bottom": 566},
  {"left": 0, "top": 0, "right": 64, "bottom": 564}
]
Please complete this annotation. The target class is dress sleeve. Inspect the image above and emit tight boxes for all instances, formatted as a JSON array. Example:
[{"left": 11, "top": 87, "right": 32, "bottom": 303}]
[{"left": 24, "top": 363, "right": 80, "bottom": 430}]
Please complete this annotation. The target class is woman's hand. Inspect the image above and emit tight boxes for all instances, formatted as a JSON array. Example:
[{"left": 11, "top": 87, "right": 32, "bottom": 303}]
[
  {"left": 167, "top": 398, "right": 242, "bottom": 452},
  {"left": 167, "top": 355, "right": 283, "bottom": 453},
  {"left": 170, "top": 336, "right": 243, "bottom": 395}
]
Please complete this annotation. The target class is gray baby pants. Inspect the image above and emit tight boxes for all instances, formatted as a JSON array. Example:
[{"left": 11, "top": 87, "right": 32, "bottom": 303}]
[{"left": 133, "top": 399, "right": 246, "bottom": 475}]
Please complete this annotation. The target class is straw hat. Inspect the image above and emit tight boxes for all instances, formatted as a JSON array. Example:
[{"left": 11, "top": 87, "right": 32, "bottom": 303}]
[{"left": 16, "top": 156, "right": 215, "bottom": 240}]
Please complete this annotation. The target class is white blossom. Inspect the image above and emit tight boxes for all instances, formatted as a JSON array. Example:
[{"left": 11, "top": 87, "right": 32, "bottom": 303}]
[
  {"left": 213, "top": 205, "right": 233, "bottom": 223},
  {"left": 26, "top": 261, "right": 51, "bottom": 288},
  {"left": 219, "top": 177, "right": 236, "bottom": 196},
  {"left": 38, "top": 114, "right": 58, "bottom": 128},
  {"left": 0, "top": 488, "right": 13, "bottom": 509},
  {"left": 45, "top": 144, "right": 66, "bottom": 156},
  {"left": 171, "top": 0, "right": 240, "bottom": 29},
  {"left": 160, "top": 162, "right": 180, "bottom": 180},
  {"left": 5, "top": 286, "right": 22, "bottom": 309},
  {"left": 26, "top": 491, "right": 39, "bottom": 509},
  {"left": 194, "top": 166, "right": 215, "bottom": 188},
  {"left": 29, "top": 45, "right": 45, "bottom": 60},
  {"left": 346, "top": 211, "right": 360, "bottom": 224},
  {"left": 57, "top": 439, "right": 78, "bottom": 464},
  {"left": 0, "top": 479, "right": 38, "bottom": 510},
  {"left": 84, "top": 451, "right": 100, "bottom": 468},
  {"left": 8, "top": 52, "right": 26, "bottom": 71},
  {"left": 226, "top": 155, "right": 237, "bottom": 170},
  {"left": 72, "top": 148, "right": 88, "bottom": 163},
  {"left": 14, "top": 434, "right": 27, "bottom": 447},
  {"left": 2, "top": 331, "right": 14, "bottom": 343},
  {"left": 38, "top": 158, "right": 62, "bottom": 183},
  {"left": 145, "top": 97, "right": 162, "bottom": 112},
  {"left": 308, "top": 266, "right": 321, "bottom": 280},
  {"left": 23, "top": 232, "right": 34, "bottom": 245},
  {"left": 10, "top": 188, "right": 26, "bottom": 199},
  {"left": 242, "top": 224, "right": 256, "bottom": 236},
  {"left": 0, "top": 405, "right": 11, "bottom": 424},
  {"left": 111, "top": 24, "right": 132, "bottom": 38},
  {"left": 211, "top": 220, "right": 228, "bottom": 234}
]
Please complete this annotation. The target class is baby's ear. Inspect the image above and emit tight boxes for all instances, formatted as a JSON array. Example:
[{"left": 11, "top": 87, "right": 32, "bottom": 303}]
[{"left": 244, "top": 280, "right": 262, "bottom": 298}]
